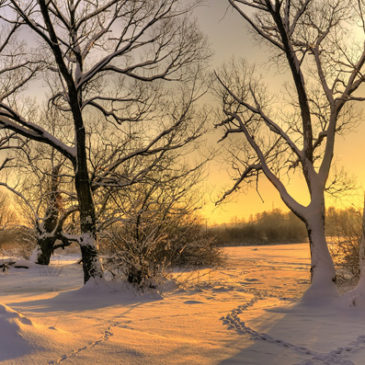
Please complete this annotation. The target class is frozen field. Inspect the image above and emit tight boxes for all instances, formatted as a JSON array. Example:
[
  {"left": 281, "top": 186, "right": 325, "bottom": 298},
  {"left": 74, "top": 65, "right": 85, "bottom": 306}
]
[{"left": 2, "top": 244, "right": 365, "bottom": 364}]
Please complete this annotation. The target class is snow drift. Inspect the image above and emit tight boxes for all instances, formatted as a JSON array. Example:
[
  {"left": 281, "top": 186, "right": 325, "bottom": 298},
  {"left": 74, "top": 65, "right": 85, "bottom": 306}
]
[{"left": 0, "top": 304, "right": 34, "bottom": 361}]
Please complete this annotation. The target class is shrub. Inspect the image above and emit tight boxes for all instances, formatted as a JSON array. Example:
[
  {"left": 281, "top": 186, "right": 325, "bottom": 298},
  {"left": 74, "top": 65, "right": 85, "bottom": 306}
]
[
  {"left": 103, "top": 225, "right": 169, "bottom": 288},
  {"left": 327, "top": 207, "right": 362, "bottom": 285},
  {"left": 167, "top": 220, "right": 221, "bottom": 266},
  {"left": 102, "top": 216, "right": 221, "bottom": 288},
  {"left": 0, "top": 227, "right": 36, "bottom": 259}
]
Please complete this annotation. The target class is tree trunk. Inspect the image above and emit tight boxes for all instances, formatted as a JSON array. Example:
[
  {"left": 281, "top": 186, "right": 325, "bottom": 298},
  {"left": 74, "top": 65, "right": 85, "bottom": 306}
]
[
  {"left": 36, "top": 165, "right": 61, "bottom": 265},
  {"left": 74, "top": 125, "right": 103, "bottom": 283},
  {"left": 69, "top": 86, "right": 103, "bottom": 283},
  {"left": 36, "top": 237, "right": 56, "bottom": 265},
  {"left": 79, "top": 241, "right": 101, "bottom": 282},
  {"left": 302, "top": 213, "right": 338, "bottom": 303},
  {"left": 307, "top": 218, "right": 336, "bottom": 284}
]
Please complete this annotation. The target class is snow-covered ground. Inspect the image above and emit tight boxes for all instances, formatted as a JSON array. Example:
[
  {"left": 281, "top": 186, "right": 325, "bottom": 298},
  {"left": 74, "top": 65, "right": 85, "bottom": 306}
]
[{"left": 1, "top": 244, "right": 365, "bottom": 364}]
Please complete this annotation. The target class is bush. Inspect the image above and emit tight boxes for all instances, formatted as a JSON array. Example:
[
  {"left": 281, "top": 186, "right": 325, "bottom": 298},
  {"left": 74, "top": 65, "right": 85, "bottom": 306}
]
[
  {"left": 0, "top": 227, "right": 36, "bottom": 259},
  {"left": 327, "top": 207, "right": 362, "bottom": 284},
  {"left": 103, "top": 225, "right": 169, "bottom": 288},
  {"left": 102, "top": 216, "right": 221, "bottom": 288},
  {"left": 167, "top": 220, "right": 221, "bottom": 267}
]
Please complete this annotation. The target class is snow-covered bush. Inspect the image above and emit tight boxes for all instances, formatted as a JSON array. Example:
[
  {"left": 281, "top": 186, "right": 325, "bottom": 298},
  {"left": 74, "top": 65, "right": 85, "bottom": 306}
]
[
  {"left": 103, "top": 224, "right": 169, "bottom": 288},
  {"left": 102, "top": 216, "right": 221, "bottom": 289}
]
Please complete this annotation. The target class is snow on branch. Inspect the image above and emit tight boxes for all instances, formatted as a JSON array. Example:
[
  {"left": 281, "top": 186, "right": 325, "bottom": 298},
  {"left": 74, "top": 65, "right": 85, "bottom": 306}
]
[
  {"left": 0, "top": 111, "right": 76, "bottom": 163},
  {"left": 215, "top": 69, "right": 302, "bottom": 160}
]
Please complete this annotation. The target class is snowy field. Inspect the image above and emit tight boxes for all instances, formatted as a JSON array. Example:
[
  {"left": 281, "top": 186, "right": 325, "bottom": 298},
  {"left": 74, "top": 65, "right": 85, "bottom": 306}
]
[{"left": 2, "top": 244, "right": 365, "bottom": 364}]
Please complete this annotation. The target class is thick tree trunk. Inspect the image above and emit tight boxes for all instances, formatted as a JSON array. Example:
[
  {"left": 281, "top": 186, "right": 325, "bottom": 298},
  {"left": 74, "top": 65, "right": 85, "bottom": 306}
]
[
  {"left": 68, "top": 86, "right": 103, "bottom": 283},
  {"left": 36, "top": 165, "right": 61, "bottom": 265},
  {"left": 302, "top": 213, "right": 338, "bottom": 303},
  {"left": 74, "top": 165, "right": 103, "bottom": 283},
  {"left": 74, "top": 128, "right": 103, "bottom": 283},
  {"left": 36, "top": 237, "right": 57, "bottom": 265},
  {"left": 79, "top": 240, "right": 102, "bottom": 282},
  {"left": 307, "top": 218, "right": 336, "bottom": 284}
]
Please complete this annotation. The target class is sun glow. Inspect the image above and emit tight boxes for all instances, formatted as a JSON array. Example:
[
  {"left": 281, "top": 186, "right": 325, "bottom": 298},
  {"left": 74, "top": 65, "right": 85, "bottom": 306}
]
[{"left": 196, "top": 2, "right": 365, "bottom": 226}]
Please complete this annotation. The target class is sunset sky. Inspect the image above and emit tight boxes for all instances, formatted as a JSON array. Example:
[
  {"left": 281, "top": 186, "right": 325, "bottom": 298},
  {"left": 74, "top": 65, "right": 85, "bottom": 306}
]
[
  {"left": 195, "top": 0, "right": 365, "bottom": 225},
  {"left": 6, "top": 1, "right": 365, "bottom": 227}
]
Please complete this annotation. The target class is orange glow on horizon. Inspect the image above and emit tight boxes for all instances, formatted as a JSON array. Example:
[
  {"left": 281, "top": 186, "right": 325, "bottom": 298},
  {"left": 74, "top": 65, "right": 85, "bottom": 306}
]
[
  {"left": 195, "top": 2, "right": 365, "bottom": 227},
  {"left": 201, "top": 125, "right": 365, "bottom": 226}
]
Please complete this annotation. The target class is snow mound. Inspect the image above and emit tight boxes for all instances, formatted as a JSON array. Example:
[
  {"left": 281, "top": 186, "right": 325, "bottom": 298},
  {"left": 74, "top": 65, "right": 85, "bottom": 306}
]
[
  {"left": 0, "top": 304, "right": 32, "bottom": 325},
  {"left": 0, "top": 304, "right": 34, "bottom": 360},
  {"left": 76, "top": 278, "right": 161, "bottom": 298},
  {"left": 45, "top": 278, "right": 164, "bottom": 311}
]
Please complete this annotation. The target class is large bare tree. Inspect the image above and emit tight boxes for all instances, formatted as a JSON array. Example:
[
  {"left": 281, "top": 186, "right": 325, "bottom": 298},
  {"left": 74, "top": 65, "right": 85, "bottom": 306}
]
[
  {"left": 0, "top": 0, "right": 208, "bottom": 283},
  {"left": 215, "top": 0, "right": 365, "bottom": 300}
]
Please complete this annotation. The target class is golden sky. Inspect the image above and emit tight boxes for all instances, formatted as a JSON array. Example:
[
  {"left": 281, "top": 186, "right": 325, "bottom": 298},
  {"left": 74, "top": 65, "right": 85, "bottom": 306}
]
[
  {"left": 195, "top": 1, "right": 365, "bottom": 225},
  {"left": 8, "top": 1, "right": 364, "bottom": 227}
]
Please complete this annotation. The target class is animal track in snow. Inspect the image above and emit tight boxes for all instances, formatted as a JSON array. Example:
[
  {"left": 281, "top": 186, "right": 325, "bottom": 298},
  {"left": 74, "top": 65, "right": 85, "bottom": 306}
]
[
  {"left": 221, "top": 295, "right": 365, "bottom": 365},
  {"left": 48, "top": 320, "right": 120, "bottom": 364}
]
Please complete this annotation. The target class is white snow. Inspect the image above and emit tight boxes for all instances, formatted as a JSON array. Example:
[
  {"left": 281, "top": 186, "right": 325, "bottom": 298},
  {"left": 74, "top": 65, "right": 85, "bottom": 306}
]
[{"left": 1, "top": 244, "right": 365, "bottom": 364}]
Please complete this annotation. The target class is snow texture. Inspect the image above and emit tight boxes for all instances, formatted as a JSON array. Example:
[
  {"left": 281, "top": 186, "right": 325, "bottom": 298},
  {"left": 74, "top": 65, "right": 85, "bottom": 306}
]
[{"left": 1, "top": 244, "right": 365, "bottom": 364}]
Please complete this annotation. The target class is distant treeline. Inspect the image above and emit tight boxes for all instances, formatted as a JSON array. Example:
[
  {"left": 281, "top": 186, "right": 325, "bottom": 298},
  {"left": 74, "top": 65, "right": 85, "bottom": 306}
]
[
  {"left": 326, "top": 206, "right": 361, "bottom": 238},
  {"left": 210, "top": 207, "right": 361, "bottom": 246}
]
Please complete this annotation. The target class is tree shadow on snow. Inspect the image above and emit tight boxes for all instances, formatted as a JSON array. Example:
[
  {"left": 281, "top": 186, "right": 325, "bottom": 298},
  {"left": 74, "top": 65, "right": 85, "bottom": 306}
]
[{"left": 9, "top": 281, "right": 163, "bottom": 313}]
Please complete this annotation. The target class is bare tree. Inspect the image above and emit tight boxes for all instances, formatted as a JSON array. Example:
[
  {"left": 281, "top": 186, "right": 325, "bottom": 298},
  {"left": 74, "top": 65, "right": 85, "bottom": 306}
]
[
  {"left": 0, "top": 0, "right": 208, "bottom": 283},
  {"left": 215, "top": 0, "right": 365, "bottom": 299},
  {"left": 0, "top": 138, "right": 78, "bottom": 265}
]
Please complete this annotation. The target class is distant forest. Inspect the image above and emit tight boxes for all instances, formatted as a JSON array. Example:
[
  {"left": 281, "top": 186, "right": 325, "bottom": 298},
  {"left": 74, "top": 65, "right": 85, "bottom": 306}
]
[{"left": 211, "top": 207, "right": 361, "bottom": 246}]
